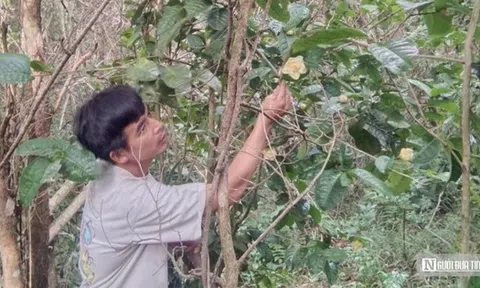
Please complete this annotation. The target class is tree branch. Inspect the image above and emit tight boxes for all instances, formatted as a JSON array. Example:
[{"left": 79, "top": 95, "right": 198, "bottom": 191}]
[
  {"left": 459, "top": 1, "right": 480, "bottom": 287},
  {"left": 0, "top": 0, "right": 112, "bottom": 170},
  {"left": 54, "top": 44, "right": 97, "bottom": 112},
  {"left": 238, "top": 115, "right": 338, "bottom": 265},
  {"left": 49, "top": 181, "right": 78, "bottom": 212},
  {"left": 49, "top": 190, "right": 86, "bottom": 243},
  {"left": 201, "top": 1, "right": 254, "bottom": 286}
]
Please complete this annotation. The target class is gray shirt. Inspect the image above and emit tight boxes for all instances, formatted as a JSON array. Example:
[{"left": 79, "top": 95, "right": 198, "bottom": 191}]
[{"left": 78, "top": 161, "right": 206, "bottom": 287}]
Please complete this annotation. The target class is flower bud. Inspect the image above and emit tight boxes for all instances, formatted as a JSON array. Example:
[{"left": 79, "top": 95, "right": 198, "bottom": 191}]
[{"left": 398, "top": 148, "right": 413, "bottom": 162}]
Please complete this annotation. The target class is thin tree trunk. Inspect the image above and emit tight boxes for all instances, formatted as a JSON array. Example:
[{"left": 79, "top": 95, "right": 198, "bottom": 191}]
[
  {"left": 460, "top": 1, "right": 480, "bottom": 287},
  {"left": 21, "top": 0, "right": 51, "bottom": 287},
  {"left": 216, "top": 1, "right": 254, "bottom": 287},
  {"left": 0, "top": 21, "right": 25, "bottom": 288},
  {"left": 0, "top": 170, "right": 24, "bottom": 288}
]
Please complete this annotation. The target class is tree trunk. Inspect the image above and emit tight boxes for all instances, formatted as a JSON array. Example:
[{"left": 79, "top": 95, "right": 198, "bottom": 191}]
[
  {"left": 21, "top": 0, "right": 51, "bottom": 287},
  {"left": 0, "top": 170, "right": 24, "bottom": 288},
  {"left": 459, "top": 1, "right": 480, "bottom": 287}
]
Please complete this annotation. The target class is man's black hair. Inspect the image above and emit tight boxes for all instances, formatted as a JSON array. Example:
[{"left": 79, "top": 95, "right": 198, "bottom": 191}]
[{"left": 73, "top": 85, "right": 145, "bottom": 162}]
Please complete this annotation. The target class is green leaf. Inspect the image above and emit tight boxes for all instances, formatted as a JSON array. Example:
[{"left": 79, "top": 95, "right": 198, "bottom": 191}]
[
  {"left": 195, "top": 69, "right": 221, "bottom": 92},
  {"left": 385, "top": 163, "right": 412, "bottom": 194},
  {"left": 301, "top": 84, "right": 323, "bottom": 96},
  {"left": 126, "top": 58, "right": 160, "bottom": 82},
  {"left": 397, "top": 0, "right": 434, "bottom": 11},
  {"left": 307, "top": 249, "right": 326, "bottom": 274},
  {"left": 428, "top": 99, "right": 458, "bottom": 113},
  {"left": 323, "top": 248, "right": 347, "bottom": 262},
  {"left": 377, "top": 93, "right": 405, "bottom": 114},
  {"left": 60, "top": 142, "right": 96, "bottom": 182},
  {"left": 309, "top": 205, "right": 322, "bottom": 224},
  {"left": 246, "top": 67, "right": 271, "bottom": 80},
  {"left": 185, "top": 0, "right": 210, "bottom": 17},
  {"left": 413, "top": 139, "right": 442, "bottom": 165},
  {"left": 0, "top": 53, "right": 32, "bottom": 84},
  {"left": 368, "top": 39, "right": 418, "bottom": 74},
  {"left": 15, "top": 138, "right": 70, "bottom": 158},
  {"left": 186, "top": 34, "right": 205, "bottom": 50},
  {"left": 314, "top": 170, "right": 348, "bottom": 210},
  {"left": 207, "top": 7, "right": 228, "bottom": 30},
  {"left": 351, "top": 168, "right": 392, "bottom": 195},
  {"left": 408, "top": 79, "right": 431, "bottom": 96},
  {"left": 430, "top": 87, "right": 451, "bottom": 97},
  {"left": 277, "top": 33, "right": 297, "bottom": 58},
  {"left": 258, "top": 0, "right": 290, "bottom": 22},
  {"left": 340, "top": 143, "right": 354, "bottom": 169},
  {"left": 157, "top": 80, "right": 179, "bottom": 108},
  {"left": 325, "top": 261, "right": 339, "bottom": 285},
  {"left": 348, "top": 125, "right": 382, "bottom": 155},
  {"left": 424, "top": 12, "right": 452, "bottom": 37},
  {"left": 30, "top": 60, "right": 54, "bottom": 73},
  {"left": 156, "top": 6, "right": 187, "bottom": 58},
  {"left": 468, "top": 276, "right": 480, "bottom": 288},
  {"left": 375, "top": 155, "right": 391, "bottom": 173},
  {"left": 292, "top": 28, "right": 367, "bottom": 54},
  {"left": 160, "top": 65, "right": 192, "bottom": 90},
  {"left": 387, "top": 111, "right": 410, "bottom": 128},
  {"left": 285, "top": 3, "right": 310, "bottom": 29},
  {"left": 19, "top": 158, "right": 61, "bottom": 207}
]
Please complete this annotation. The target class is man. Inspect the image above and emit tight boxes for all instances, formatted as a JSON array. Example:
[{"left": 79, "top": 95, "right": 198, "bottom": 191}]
[{"left": 73, "top": 81, "right": 292, "bottom": 287}]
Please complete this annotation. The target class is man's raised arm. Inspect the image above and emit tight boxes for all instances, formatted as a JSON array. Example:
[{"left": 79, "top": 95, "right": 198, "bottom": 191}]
[{"left": 207, "top": 81, "right": 292, "bottom": 211}]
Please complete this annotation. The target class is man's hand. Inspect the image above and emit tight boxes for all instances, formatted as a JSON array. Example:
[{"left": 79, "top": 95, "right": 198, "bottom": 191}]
[{"left": 260, "top": 81, "right": 293, "bottom": 122}]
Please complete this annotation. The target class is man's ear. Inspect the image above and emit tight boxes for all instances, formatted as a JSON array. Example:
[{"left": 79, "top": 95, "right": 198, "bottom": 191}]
[{"left": 109, "top": 149, "right": 129, "bottom": 165}]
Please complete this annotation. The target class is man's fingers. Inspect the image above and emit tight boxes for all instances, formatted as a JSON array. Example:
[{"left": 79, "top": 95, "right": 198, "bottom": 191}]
[{"left": 277, "top": 81, "right": 286, "bottom": 98}]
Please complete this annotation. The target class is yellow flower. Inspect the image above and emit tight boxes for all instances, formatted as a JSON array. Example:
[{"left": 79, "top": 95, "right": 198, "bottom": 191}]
[
  {"left": 352, "top": 240, "right": 363, "bottom": 252},
  {"left": 282, "top": 56, "right": 307, "bottom": 80},
  {"left": 398, "top": 148, "right": 414, "bottom": 162},
  {"left": 298, "top": 102, "right": 307, "bottom": 110},
  {"left": 263, "top": 148, "right": 277, "bottom": 161},
  {"left": 338, "top": 95, "right": 349, "bottom": 103}
]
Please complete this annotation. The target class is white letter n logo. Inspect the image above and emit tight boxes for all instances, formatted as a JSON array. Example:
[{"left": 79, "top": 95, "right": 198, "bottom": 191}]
[{"left": 422, "top": 258, "right": 436, "bottom": 272}]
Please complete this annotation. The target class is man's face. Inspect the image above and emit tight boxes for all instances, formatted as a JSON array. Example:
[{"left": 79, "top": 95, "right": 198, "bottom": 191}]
[{"left": 122, "top": 107, "right": 168, "bottom": 164}]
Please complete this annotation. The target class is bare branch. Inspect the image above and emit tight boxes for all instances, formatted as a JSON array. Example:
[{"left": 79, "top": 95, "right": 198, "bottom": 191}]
[
  {"left": 49, "top": 181, "right": 78, "bottom": 212},
  {"left": 54, "top": 44, "right": 98, "bottom": 112},
  {"left": 412, "top": 54, "right": 464, "bottom": 64},
  {"left": 1, "top": 22, "right": 7, "bottom": 52},
  {"left": 49, "top": 190, "right": 86, "bottom": 243}
]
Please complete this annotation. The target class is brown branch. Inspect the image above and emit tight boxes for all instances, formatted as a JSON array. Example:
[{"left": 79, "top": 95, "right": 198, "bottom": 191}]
[
  {"left": 49, "top": 181, "right": 78, "bottom": 212},
  {"left": 238, "top": 115, "right": 338, "bottom": 265},
  {"left": 413, "top": 54, "right": 464, "bottom": 64},
  {"left": 54, "top": 44, "right": 98, "bottom": 112},
  {"left": 0, "top": 23, "right": 13, "bottom": 141},
  {"left": 1, "top": 22, "right": 7, "bottom": 52},
  {"left": 404, "top": 76, "right": 425, "bottom": 120},
  {"left": 0, "top": 0, "right": 112, "bottom": 170},
  {"left": 206, "top": 88, "right": 217, "bottom": 183},
  {"left": 201, "top": 1, "right": 254, "bottom": 286},
  {"left": 49, "top": 190, "right": 86, "bottom": 243},
  {"left": 460, "top": 1, "right": 480, "bottom": 287},
  {"left": 0, "top": 171, "right": 24, "bottom": 287}
]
